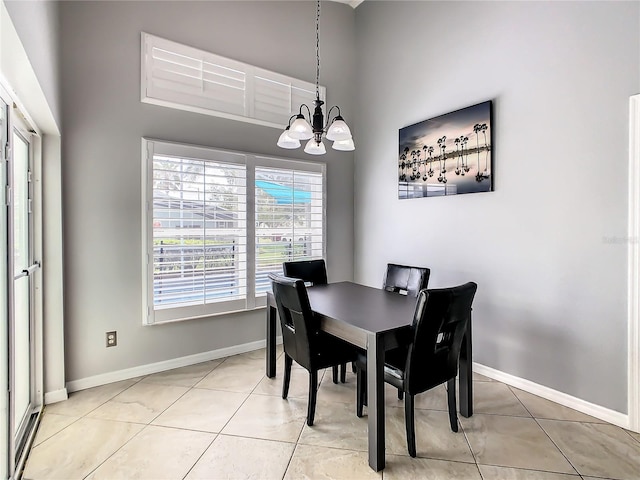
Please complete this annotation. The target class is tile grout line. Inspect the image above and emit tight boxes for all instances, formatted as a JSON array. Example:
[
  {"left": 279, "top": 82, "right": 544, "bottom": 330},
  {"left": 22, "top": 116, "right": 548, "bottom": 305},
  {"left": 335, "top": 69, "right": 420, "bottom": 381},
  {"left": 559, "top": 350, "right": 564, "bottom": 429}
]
[
  {"left": 506, "top": 384, "right": 582, "bottom": 477},
  {"left": 67, "top": 359, "right": 227, "bottom": 479},
  {"left": 79, "top": 362, "right": 220, "bottom": 479},
  {"left": 180, "top": 433, "right": 219, "bottom": 480}
]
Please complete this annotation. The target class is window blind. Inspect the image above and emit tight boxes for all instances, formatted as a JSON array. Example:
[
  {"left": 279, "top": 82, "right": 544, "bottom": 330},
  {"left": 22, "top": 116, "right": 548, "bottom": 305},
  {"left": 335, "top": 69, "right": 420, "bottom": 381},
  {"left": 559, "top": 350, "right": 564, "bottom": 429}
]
[
  {"left": 146, "top": 142, "right": 248, "bottom": 323},
  {"left": 141, "top": 33, "right": 326, "bottom": 129},
  {"left": 255, "top": 165, "right": 324, "bottom": 294}
]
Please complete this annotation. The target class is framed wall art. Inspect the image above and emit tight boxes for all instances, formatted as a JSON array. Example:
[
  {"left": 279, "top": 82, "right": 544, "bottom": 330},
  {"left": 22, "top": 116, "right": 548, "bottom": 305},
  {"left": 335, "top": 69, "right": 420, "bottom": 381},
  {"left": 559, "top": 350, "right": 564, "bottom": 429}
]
[{"left": 398, "top": 100, "right": 493, "bottom": 199}]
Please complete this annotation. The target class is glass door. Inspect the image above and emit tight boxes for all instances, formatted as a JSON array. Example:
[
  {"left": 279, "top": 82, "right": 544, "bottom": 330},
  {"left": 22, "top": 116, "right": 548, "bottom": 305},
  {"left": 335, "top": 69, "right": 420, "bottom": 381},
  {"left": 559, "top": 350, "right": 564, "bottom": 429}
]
[
  {"left": 11, "top": 128, "right": 35, "bottom": 453},
  {"left": 5, "top": 102, "right": 41, "bottom": 477}
]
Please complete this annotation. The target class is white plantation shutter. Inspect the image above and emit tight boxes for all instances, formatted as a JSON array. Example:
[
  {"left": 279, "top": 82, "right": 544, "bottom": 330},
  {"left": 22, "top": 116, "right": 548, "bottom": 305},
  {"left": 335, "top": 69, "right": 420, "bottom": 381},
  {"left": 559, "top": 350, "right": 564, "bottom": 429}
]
[
  {"left": 143, "top": 140, "right": 325, "bottom": 324},
  {"left": 141, "top": 33, "right": 325, "bottom": 128},
  {"left": 144, "top": 141, "right": 248, "bottom": 324},
  {"left": 255, "top": 163, "right": 325, "bottom": 295}
]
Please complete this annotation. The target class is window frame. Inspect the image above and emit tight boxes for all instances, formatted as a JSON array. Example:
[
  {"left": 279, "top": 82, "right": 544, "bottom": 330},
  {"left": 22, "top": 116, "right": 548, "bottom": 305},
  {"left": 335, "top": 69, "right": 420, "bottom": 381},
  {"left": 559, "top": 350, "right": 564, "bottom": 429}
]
[{"left": 142, "top": 138, "right": 326, "bottom": 325}]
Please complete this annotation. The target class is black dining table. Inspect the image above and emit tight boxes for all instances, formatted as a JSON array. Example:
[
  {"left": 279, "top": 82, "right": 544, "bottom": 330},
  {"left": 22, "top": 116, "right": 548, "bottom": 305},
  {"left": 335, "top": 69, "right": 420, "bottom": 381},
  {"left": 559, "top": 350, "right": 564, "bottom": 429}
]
[{"left": 265, "top": 281, "right": 473, "bottom": 471}]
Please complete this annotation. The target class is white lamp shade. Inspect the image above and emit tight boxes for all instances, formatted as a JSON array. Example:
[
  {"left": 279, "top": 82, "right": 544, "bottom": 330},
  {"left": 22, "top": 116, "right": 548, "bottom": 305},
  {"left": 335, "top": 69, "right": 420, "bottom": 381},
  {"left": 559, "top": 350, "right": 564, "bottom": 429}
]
[
  {"left": 304, "top": 139, "right": 326, "bottom": 155},
  {"left": 326, "top": 119, "right": 352, "bottom": 141},
  {"left": 332, "top": 137, "right": 355, "bottom": 151},
  {"left": 277, "top": 129, "right": 301, "bottom": 149},
  {"left": 289, "top": 117, "right": 313, "bottom": 140}
]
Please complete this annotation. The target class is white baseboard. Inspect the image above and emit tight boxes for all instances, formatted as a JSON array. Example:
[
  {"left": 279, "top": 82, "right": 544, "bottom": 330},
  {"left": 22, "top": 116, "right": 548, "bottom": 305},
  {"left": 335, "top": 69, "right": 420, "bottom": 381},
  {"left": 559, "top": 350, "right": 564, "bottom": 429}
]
[
  {"left": 474, "top": 363, "right": 630, "bottom": 429},
  {"left": 44, "top": 388, "right": 68, "bottom": 405},
  {"left": 66, "top": 336, "right": 283, "bottom": 394}
]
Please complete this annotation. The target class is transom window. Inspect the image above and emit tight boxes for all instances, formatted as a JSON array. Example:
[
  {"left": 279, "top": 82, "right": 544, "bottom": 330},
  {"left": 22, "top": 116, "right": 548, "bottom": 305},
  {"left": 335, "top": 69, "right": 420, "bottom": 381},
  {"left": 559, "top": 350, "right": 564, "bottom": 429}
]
[{"left": 142, "top": 139, "right": 325, "bottom": 324}]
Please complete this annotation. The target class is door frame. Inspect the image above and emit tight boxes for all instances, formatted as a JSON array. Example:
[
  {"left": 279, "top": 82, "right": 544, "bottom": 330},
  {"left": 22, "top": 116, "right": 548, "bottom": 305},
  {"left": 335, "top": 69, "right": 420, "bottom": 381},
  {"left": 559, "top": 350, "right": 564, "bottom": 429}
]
[
  {"left": 0, "top": 83, "right": 44, "bottom": 479},
  {"left": 629, "top": 94, "right": 640, "bottom": 433}
]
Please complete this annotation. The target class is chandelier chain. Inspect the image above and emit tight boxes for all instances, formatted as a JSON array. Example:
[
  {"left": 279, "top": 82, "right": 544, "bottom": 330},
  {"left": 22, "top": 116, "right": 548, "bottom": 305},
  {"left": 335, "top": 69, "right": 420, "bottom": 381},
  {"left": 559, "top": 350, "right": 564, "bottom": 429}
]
[{"left": 315, "top": 0, "right": 320, "bottom": 100}]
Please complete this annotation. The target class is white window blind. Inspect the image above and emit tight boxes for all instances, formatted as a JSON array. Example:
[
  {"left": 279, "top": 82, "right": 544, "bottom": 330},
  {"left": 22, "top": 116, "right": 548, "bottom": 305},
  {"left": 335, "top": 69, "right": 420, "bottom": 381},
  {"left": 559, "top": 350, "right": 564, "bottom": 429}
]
[
  {"left": 255, "top": 164, "right": 325, "bottom": 294},
  {"left": 141, "top": 33, "right": 326, "bottom": 129},
  {"left": 143, "top": 140, "right": 325, "bottom": 325}
]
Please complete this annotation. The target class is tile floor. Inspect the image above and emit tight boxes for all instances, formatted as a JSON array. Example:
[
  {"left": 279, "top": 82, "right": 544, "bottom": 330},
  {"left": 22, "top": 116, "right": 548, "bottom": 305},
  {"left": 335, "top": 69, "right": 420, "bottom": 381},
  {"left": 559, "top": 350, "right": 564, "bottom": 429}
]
[{"left": 23, "top": 347, "right": 640, "bottom": 480}]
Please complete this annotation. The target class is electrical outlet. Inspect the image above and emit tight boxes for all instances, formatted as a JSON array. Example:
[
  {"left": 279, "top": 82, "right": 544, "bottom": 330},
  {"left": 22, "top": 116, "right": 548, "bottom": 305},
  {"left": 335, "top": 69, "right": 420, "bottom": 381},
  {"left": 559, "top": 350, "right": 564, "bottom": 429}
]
[{"left": 106, "top": 331, "right": 117, "bottom": 347}]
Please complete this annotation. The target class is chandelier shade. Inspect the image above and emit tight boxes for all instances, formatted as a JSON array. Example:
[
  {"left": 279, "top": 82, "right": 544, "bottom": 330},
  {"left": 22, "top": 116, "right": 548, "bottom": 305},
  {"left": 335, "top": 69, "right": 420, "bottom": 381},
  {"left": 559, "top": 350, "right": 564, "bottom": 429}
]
[
  {"left": 277, "top": 127, "right": 302, "bottom": 149},
  {"left": 289, "top": 114, "right": 314, "bottom": 140},
  {"left": 304, "top": 139, "right": 327, "bottom": 155},
  {"left": 326, "top": 116, "right": 352, "bottom": 141},
  {"left": 331, "top": 137, "right": 355, "bottom": 151},
  {"left": 276, "top": 0, "right": 354, "bottom": 155}
]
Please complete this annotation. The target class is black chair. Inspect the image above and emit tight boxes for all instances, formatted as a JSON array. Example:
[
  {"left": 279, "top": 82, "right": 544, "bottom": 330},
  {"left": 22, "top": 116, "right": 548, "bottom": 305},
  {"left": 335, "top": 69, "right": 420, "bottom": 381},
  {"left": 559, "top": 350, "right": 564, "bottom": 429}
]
[
  {"left": 383, "top": 263, "right": 430, "bottom": 297},
  {"left": 282, "top": 260, "right": 346, "bottom": 383},
  {"left": 269, "top": 273, "right": 362, "bottom": 426},
  {"left": 283, "top": 259, "right": 328, "bottom": 286},
  {"left": 381, "top": 263, "right": 431, "bottom": 394},
  {"left": 356, "top": 282, "right": 477, "bottom": 457}
]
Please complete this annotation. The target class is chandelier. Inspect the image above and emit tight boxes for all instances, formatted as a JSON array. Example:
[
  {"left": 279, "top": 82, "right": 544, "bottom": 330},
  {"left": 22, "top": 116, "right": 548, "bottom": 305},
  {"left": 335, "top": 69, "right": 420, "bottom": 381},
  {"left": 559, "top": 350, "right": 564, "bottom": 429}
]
[{"left": 276, "top": 0, "right": 355, "bottom": 155}]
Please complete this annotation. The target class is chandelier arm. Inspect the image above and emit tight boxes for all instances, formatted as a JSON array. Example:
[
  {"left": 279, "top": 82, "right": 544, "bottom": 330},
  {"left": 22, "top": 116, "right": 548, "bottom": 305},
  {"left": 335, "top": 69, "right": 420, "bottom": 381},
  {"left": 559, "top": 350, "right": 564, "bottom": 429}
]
[
  {"left": 299, "top": 103, "right": 312, "bottom": 121},
  {"left": 326, "top": 105, "right": 341, "bottom": 125}
]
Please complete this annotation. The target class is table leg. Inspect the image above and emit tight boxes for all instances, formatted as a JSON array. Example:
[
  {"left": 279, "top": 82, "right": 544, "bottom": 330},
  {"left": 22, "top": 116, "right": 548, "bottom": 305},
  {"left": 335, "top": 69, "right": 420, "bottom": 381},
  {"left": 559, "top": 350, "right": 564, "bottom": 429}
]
[
  {"left": 266, "top": 294, "right": 277, "bottom": 378},
  {"left": 459, "top": 315, "right": 473, "bottom": 417},
  {"left": 367, "top": 333, "right": 385, "bottom": 471}
]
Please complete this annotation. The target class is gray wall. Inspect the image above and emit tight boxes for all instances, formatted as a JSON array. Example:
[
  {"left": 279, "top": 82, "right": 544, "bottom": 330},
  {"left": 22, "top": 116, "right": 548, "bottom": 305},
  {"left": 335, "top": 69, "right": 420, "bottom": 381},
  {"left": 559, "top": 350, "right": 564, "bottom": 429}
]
[
  {"left": 4, "top": 0, "right": 66, "bottom": 399},
  {"left": 59, "top": 1, "right": 355, "bottom": 382},
  {"left": 5, "top": 0, "right": 61, "bottom": 126},
  {"left": 354, "top": 1, "right": 639, "bottom": 413}
]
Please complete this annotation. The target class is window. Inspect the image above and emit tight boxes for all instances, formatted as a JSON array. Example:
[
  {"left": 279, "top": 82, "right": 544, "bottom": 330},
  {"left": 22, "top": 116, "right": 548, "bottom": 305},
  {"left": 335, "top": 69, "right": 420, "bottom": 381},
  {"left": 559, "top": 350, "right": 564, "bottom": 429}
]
[
  {"left": 255, "top": 163, "right": 324, "bottom": 294},
  {"left": 142, "top": 139, "right": 325, "bottom": 324},
  {"left": 141, "top": 33, "right": 326, "bottom": 129}
]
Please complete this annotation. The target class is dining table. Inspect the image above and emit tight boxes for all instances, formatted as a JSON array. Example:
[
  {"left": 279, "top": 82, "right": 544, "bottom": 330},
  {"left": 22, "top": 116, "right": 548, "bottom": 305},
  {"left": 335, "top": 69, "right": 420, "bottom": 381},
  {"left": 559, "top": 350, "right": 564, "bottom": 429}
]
[{"left": 265, "top": 281, "right": 474, "bottom": 472}]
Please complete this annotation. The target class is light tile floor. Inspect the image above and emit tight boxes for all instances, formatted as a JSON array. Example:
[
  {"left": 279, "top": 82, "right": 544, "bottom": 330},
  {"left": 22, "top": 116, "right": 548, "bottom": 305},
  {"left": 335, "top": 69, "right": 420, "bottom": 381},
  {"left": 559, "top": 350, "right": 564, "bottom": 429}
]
[{"left": 23, "top": 348, "right": 640, "bottom": 480}]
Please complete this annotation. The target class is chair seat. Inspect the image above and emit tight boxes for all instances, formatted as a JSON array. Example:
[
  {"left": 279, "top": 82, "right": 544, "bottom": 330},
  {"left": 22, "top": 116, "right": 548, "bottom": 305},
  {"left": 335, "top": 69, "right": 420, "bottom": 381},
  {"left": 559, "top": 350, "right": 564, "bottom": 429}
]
[
  {"left": 314, "top": 332, "right": 362, "bottom": 368},
  {"left": 355, "top": 352, "right": 404, "bottom": 390}
]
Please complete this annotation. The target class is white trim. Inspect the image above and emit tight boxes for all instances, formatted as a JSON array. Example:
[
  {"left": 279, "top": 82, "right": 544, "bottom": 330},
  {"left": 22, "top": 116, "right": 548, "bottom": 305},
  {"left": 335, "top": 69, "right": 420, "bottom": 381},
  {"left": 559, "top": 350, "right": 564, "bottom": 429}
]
[
  {"left": 474, "top": 363, "right": 629, "bottom": 429},
  {"left": 65, "top": 337, "right": 283, "bottom": 394},
  {"left": 628, "top": 94, "right": 640, "bottom": 433},
  {"left": 43, "top": 388, "right": 68, "bottom": 405}
]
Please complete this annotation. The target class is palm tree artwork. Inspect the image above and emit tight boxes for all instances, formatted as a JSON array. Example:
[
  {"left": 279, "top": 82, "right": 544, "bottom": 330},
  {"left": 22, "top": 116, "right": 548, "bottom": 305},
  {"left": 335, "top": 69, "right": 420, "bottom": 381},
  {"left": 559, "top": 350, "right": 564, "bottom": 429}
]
[
  {"left": 437, "top": 136, "right": 447, "bottom": 184},
  {"left": 422, "top": 145, "right": 433, "bottom": 180},
  {"left": 473, "top": 123, "right": 483, "bottom": 183},
  {"left": 455, "top": 137, "right": 461, "bottom": 175},
  {"left": 426, "top": 145, "right": 435, "bottom": 178},
  {"left": 481, "top": 123, "right": 490, "bottom": 178},
  {"left": 398, "top": 100, "right": 492, "bottom": 199},
  {"left": 461, "top": 136, "right": 470, "bottom": 173},
  {"left": 399, "top": 146, "right": 409, "bottom": 181}
]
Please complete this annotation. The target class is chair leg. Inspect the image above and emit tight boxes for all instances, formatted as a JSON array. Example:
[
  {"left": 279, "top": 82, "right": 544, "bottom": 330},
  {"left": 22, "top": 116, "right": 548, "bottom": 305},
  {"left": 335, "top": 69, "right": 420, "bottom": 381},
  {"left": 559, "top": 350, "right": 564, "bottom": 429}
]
[
  {"left": 340, "top": 363, "right": 347, "bottom": 383},
  {"left": 405, "top": 393, "right": 416, "bottom": 457},
  {"left": 332, "top": 365, "right": 339, "bottom": 384},
  {"left": 356, "top": 366, "right": 365, "bottom": 417},
  {"left": 351, "top": 361, "right": 356, "bottom": 374},
  {"left": 282, "top": 354, "right": 293, "bottom": 399},
  {"left": 397, "top": 388, "right": 404, "bottom": 400},
  {"left": 307, "top": 370, "right": 318, "bottom": 426},
  {"left": 447, "top": 378, "right": 459, "bottom": 432}
]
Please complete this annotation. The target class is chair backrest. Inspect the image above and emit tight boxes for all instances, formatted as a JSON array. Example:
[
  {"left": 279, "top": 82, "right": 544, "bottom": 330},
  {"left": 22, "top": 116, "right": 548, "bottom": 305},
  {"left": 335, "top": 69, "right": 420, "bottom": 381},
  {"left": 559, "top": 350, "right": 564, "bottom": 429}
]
[
  {"left": 283, "top": 259, "right": 328, "bottom": 286},
  {"left": 269, "top": 273, "right": 318, "bottom": 370},
  {"left": 404, "top": 282, "right": 477, "bottom": 395},
  {"left": 383, "top": 263, "right": 430, "bottom": 297}
]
